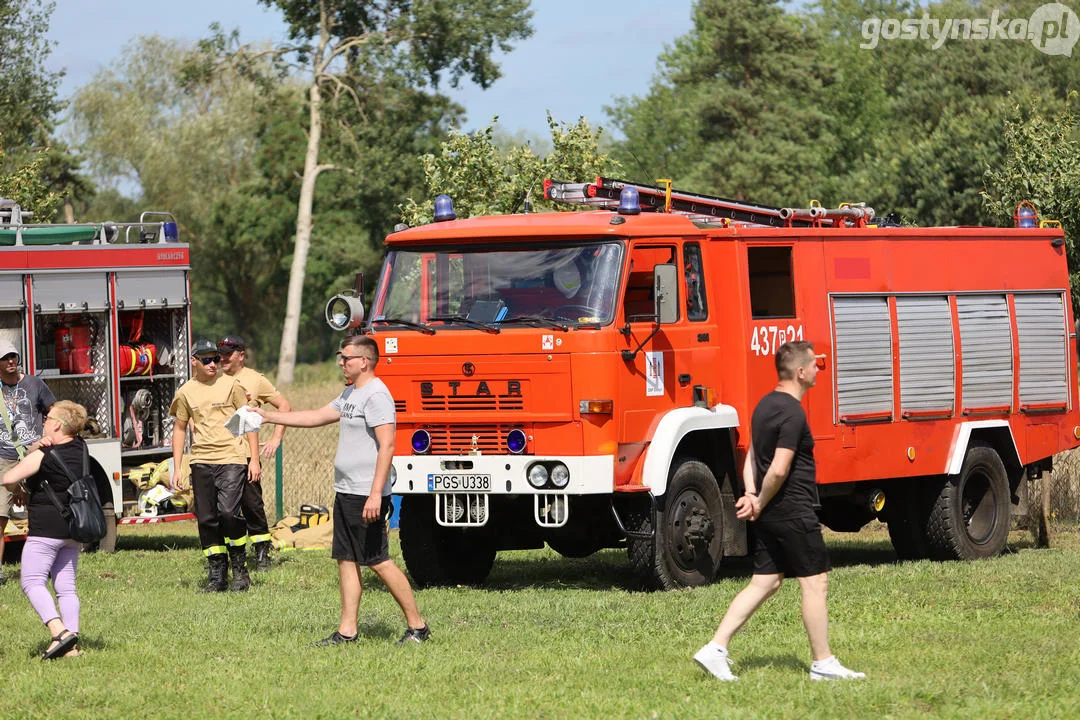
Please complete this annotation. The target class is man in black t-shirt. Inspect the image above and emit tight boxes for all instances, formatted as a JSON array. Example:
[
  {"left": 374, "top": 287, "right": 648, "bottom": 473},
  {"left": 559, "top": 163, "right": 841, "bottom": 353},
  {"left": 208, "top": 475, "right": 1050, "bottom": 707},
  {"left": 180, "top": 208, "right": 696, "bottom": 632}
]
[{"left": 694, "top": 341, "right": 865, "bottom": 682}]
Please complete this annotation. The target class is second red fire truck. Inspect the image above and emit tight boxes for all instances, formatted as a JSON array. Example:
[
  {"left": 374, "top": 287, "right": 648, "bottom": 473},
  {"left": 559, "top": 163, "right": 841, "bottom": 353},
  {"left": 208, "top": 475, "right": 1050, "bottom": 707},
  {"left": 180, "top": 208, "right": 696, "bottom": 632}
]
[{"left": 0, "top": 201, "right": 193, "bottom": 549}]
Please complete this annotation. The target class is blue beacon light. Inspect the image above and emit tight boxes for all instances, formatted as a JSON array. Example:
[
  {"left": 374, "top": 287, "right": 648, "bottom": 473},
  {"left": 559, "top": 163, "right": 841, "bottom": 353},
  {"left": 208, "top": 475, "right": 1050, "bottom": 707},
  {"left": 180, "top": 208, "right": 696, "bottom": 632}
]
[
  {"left": 433, "top": 194, "right": 457, "bottom": 222},
  {"left": 617, "top": 187, "right": 641, "bottom": 216},
  {"left": 1014, "top": 202, "right": 1038, "bottom": 228}
]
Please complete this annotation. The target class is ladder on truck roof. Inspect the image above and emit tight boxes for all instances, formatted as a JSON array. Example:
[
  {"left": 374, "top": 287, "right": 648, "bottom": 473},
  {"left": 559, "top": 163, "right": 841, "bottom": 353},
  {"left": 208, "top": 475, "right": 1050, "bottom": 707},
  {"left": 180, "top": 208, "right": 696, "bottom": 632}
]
[
  {"left": 542, "top": 177, "right": 876, "bottom": 229},
  {"left": 0, "top": 199, "right": 180, "bottom": 247}
]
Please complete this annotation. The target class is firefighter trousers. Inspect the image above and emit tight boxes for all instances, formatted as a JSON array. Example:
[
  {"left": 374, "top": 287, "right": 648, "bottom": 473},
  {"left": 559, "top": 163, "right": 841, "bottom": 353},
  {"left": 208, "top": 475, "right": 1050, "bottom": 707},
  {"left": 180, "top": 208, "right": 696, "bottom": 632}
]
[
  {"left": 191, "top": 463, "right": 247, "bottom": 555},
  {"left": 241, "top": 477, "right": 271, "bottom": 543}
]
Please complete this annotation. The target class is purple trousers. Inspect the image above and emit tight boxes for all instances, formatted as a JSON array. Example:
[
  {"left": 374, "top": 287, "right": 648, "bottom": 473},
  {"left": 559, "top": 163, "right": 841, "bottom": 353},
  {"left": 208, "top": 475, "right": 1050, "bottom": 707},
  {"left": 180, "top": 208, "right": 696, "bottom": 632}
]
[{"left": 20, "top": 536, "right": 81, "bottom": 633}]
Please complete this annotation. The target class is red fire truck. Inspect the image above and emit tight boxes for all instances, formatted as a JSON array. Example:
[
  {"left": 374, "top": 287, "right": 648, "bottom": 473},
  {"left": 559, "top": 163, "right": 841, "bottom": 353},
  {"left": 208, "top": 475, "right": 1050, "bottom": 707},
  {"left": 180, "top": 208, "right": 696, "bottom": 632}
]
[
  {"left": 0, "top": 201, "right": 193, "bottom": 550},
  {"left": 325, "top": 179, "right": 1080, "bottom": 589}
]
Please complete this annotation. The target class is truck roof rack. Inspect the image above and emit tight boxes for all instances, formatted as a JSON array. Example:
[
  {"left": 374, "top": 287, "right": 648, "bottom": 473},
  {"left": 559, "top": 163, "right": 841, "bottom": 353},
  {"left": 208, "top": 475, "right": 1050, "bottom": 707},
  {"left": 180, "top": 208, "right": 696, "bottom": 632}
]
[
  {"left": 0, "top": 199, "right": 180, "bottom": 247},
  {"left": 543, "top": 177, "right": 875, "bottom": 229}
]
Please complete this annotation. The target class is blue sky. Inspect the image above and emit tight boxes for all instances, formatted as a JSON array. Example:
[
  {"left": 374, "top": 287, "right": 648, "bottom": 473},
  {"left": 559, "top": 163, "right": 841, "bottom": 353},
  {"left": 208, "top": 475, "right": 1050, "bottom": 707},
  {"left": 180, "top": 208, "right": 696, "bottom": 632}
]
[{"left": 46, "top": 1, "right": 696, "bottom": 139}]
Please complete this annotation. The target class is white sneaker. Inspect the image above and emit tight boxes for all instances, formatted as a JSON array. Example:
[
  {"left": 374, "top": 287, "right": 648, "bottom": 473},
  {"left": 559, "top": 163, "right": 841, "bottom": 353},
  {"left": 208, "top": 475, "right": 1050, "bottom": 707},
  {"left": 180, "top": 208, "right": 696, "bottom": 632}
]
[
  {"left": 810, "top": 656, "right": 866, "bottom": 681},
  {"left": 693, "top": 644, "right": 738, "bottom": 681}
]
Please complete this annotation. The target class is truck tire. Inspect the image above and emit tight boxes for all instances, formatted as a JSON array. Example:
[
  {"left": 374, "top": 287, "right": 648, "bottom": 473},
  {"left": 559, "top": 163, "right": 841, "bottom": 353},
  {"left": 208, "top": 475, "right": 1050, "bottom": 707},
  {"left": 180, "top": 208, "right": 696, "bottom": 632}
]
[
  {"left": 625, "top": 500, "right": 656, "bottom": 585},
  {"left": 886, "top": 480, "right": 931, "bottom": 561},
  {"left": 630, "top": 459, "right": 724, "bottom": 589},
  {"left": 925, "top": 444, "right": 1011, "bottom": 560},
  {"left": 445, "top": 530, "right": 497, "bottom": 585},
  {"left": 399, "top": 495, "right": 496, "bottom": 587}
]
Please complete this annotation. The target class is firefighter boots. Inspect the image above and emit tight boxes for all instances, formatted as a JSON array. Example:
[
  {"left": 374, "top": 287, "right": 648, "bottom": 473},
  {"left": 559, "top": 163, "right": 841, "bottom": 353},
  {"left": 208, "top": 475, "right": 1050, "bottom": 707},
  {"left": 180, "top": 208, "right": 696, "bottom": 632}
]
[
  {"left": 199, "top": 554, "right": 228, "bottom": 593},
  {"left": 228, "top": 547, "right": 251, "bottom": 592},
  {"left": 252, "top": 541, "right": 273, "bottom": 571}
]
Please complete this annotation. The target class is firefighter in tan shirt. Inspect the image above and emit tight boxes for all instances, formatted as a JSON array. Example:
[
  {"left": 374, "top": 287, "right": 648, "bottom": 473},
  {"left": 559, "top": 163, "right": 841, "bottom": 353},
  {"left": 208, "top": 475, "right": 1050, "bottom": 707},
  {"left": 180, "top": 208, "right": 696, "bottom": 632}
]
[
  {"left": 169, "top": 338, "right": 260, "bottom": 593},
  {"left": 218, "top": 334, "right": 290, "bottom": 570}
]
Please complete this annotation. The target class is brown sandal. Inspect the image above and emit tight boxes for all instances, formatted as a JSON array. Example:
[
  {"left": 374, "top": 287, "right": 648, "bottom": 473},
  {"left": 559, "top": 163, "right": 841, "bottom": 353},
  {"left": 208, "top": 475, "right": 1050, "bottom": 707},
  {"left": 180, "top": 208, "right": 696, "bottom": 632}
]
[{"left": 42, "top": 630, "right": 77, "bottom": 661}]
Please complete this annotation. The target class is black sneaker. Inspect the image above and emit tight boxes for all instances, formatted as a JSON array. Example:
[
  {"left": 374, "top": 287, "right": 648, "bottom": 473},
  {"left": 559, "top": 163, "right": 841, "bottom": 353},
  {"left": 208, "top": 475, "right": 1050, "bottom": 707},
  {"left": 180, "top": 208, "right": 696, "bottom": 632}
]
[
  {"left": 314, "top": 630, "right": 358, "bottom": 647},
  {"left": 395, "top": 625, "right": 431, "bottom": 646}
]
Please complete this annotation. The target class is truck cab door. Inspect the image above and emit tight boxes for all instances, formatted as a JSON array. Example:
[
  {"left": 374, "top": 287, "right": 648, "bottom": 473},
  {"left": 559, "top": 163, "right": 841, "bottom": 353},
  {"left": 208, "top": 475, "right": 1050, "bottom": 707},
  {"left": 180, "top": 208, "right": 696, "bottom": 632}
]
[{"left": 616, "top": 243, "right": 699, "bottom": 445}]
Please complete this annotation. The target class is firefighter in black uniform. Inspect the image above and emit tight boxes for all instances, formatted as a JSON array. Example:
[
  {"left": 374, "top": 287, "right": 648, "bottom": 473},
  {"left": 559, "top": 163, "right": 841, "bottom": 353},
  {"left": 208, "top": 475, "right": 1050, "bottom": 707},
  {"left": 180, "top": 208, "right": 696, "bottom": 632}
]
[{"left": 218, "top": 335, "right": 291, "bottom": 570}]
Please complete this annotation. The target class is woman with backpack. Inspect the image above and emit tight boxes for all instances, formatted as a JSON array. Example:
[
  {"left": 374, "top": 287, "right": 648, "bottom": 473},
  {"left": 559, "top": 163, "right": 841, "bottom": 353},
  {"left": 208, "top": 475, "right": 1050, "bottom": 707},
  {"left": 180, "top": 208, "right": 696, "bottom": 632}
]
[{"left": 2, "top": 400, "right": 104, "bottom": 660}]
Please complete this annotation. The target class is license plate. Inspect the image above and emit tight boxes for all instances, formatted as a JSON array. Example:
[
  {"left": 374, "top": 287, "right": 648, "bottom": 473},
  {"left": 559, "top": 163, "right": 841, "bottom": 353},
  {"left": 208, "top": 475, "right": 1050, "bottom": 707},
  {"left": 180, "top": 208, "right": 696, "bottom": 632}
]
[{"left": 427, "top": 473, "right": 491, "bottom": 492}]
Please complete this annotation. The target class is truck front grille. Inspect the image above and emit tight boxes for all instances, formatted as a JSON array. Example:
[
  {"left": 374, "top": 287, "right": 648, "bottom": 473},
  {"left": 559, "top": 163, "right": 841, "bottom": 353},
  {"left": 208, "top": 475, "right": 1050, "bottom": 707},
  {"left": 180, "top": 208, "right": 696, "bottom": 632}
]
[
  {"left": 420, "top": 394, "right": 524, "bottom": 412},
  {"left": 423, "top": 424, "right": 523, "bottom": 454}
]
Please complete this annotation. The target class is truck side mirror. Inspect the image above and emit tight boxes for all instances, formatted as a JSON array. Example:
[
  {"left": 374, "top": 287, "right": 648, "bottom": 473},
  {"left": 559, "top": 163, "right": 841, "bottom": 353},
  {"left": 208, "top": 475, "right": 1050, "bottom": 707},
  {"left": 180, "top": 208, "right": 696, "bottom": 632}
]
[{"left": 654, "top": 263, "right": 678, "bottom": 324}]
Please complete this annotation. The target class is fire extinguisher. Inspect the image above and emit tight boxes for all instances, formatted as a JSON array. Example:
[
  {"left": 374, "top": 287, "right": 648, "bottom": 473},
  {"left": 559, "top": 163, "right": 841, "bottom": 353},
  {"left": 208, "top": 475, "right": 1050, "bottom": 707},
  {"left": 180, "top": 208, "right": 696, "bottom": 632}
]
[
  {"left": 55, "top": 316, "right": 92, "bottom": 374},
  {"left": 55, "top": 317, "right": 72, "bottom": 373}
]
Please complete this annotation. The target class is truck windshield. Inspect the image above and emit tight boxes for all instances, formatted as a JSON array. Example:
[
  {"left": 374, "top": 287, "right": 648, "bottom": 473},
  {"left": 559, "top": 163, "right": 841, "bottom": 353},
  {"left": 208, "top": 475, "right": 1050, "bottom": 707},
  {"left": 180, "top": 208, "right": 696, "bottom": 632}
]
[{"left": 371, "top": 242, "right": 624, "bottom": 328}]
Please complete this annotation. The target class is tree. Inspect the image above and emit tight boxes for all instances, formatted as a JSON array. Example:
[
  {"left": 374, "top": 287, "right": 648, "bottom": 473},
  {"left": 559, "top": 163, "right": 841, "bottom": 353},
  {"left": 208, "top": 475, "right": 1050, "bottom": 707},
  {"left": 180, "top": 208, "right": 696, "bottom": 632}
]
[
  {"left": 400, "top": 114, "right": 619, "bottom": 225},
  {"left": 609, "top": 0, "right": 1080, "bottom": 225},
  {"left": 68, "top": 36, "right": 269, "bottom": 215},
  {"left": 216, "top": 0, "right": 534, "bottom": 385},
  {"left": 68, "top": 35, "right": 292, "bottom": 352},
  {"left": 983, "top": 97, "right": 1080, "bottom": 309},
  {"left": 0, "top": 0, "right": 63, "bottom": 156},
  {"left": 0, "top": 0, "right": 88, "bottom": 220},
  {"left": 0, "top": 141, "right": 58, "bottom": 219},
  {"left": 68, "top": 31, "right": 470, "bottom": 366},
  {"left": 608, "top": 0, "right": 835, "bottom": 205}
]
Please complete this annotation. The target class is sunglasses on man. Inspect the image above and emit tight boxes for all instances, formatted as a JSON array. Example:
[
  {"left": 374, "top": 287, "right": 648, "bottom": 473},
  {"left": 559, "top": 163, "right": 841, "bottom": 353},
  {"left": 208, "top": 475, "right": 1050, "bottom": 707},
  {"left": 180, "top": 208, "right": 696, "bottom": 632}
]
[{"left": 194, "top": 355, "right": 221, "bottom": 365}]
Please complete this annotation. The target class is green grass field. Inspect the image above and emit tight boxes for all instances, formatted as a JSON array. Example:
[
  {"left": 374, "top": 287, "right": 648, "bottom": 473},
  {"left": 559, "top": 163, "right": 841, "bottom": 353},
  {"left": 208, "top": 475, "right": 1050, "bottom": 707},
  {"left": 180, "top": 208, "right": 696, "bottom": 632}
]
[{"left": 2, "top": 523, "right": 1079, "bottom": 719}]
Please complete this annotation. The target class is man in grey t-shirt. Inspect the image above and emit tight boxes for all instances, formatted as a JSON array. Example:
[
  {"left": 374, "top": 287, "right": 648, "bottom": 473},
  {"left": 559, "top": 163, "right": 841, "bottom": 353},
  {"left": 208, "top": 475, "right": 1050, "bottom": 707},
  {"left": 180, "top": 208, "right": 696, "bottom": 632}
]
[
  {"left": 330, "top": 379, "right": 395, "bottom": 497},
  {"left": 257, "top": 335, "right": 429, "bottom": 647},
  {"left": 0, "top": 339, "right": 56, "bottom": 584}
]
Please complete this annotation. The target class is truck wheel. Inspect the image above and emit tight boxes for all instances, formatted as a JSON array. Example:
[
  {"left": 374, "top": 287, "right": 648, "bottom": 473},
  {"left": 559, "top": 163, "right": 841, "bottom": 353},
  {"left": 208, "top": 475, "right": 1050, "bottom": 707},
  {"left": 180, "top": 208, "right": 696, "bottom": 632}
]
[
  {"left": 625, "top": 500, "right": 656, "bottom": 585},
  {"left": 399, "top": 495, "right": 496, "bottom": 587},
  {"left": 926, "top": 444, "right": 1011, "bottom": 560},
  {"left": 632, "top": 459, "right": 724, "bottom": 589},
  {"left": 400, "top": 495, "right": 447, "bottom": 587},
  {"left": 444, "top": 529, "right": 497, "bottom": 585},
  {"left": 886, "top": 480, "right": 931, "bottom": 561}
]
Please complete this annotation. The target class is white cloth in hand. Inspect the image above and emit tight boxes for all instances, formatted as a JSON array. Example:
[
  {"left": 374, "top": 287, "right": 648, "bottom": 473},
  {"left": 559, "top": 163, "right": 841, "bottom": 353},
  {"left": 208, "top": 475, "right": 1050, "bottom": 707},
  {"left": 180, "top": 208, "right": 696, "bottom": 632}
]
[{"left": 225, "top": 406, "right": 264, "bottom": 437}]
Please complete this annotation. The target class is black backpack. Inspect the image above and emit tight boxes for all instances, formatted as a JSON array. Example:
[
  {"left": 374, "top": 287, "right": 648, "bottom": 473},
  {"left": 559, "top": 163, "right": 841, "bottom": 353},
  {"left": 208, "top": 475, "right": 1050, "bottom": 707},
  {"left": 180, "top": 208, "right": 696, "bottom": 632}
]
[{"left": 40, "top": 443, "right": 108, "bottom": 544}]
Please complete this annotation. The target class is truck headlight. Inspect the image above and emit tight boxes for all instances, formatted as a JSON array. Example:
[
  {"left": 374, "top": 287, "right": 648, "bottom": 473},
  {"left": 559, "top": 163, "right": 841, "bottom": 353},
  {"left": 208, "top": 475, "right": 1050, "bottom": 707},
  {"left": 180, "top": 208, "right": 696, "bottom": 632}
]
[
  {"left": 550, "top": 463, "right": 570, "bottom": 488},
  {"left": 527, "top": 463, "right": 549, "bottom": 488}
]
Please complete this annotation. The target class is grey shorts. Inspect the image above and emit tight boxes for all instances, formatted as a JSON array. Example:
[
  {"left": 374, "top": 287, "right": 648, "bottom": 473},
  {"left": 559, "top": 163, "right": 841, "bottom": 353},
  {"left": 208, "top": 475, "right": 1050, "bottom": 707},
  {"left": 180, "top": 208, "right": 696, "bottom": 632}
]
[
  {"left": 331, "top": 492, "right": 392, "bottom": 566},
  {"left": 0, "top": 456, "right": 20, "bottom": 518}
]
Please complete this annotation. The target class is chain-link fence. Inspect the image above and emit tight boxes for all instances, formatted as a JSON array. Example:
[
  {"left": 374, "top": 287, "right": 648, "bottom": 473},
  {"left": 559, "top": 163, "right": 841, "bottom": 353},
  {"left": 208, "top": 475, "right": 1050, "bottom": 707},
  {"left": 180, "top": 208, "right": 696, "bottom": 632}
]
[
  {"left": 259, "top": 423, "right": 339, "bottom": 520},
  {"left": 1044, "top": 448, "right": 1080, "bottom": 524}
]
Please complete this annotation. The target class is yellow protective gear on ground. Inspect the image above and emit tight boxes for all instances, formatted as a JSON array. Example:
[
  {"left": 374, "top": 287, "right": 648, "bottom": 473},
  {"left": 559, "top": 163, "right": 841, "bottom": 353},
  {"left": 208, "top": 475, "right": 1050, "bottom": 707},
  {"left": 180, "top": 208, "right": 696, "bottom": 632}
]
[
  {"left": 3, "top": 517, "right": 27, "bottom": 536},
  {"left": 270, "top": 516, "right": 333, "bottom": 550},
  {"left": 124, "top": 457, "right": 193, "bottom": 517}
]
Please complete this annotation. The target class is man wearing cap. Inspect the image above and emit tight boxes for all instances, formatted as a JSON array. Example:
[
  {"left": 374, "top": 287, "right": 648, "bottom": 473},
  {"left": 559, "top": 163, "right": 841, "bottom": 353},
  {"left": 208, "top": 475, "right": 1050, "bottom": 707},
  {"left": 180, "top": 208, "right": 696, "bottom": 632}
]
[
  {"left": 0, "top": 340, "right": 56, "bottom": 584},
  {"left": 169, "top": 338, "right": 260, "bottom": 592},
  {"left": 218, "top": 334, "right": 291, "bottom": 571}
]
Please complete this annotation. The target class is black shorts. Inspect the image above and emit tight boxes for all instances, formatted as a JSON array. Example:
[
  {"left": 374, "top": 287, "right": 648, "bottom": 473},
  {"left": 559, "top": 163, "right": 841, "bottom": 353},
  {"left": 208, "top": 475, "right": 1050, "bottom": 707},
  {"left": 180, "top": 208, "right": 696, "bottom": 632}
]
[
  {"left": 751, "top": 515, "right": 832, "bottom": 578},
  {"left": 331, "top": 492, "right": 392, "bottom": 566}
]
